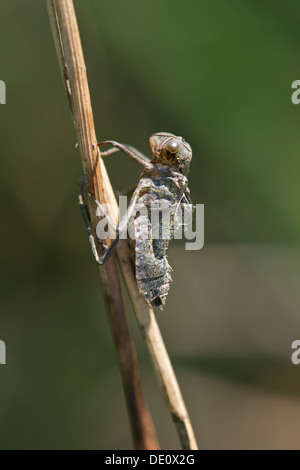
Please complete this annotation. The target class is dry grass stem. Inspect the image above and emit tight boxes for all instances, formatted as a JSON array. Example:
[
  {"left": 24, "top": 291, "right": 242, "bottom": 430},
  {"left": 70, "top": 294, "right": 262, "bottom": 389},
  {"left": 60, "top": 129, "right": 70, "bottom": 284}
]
[
  {"left": 47, "top": 0, "right": 159, "bottom": 450},
  {"left": 47, "top": 0, "right": 198, "bottom": 450}
]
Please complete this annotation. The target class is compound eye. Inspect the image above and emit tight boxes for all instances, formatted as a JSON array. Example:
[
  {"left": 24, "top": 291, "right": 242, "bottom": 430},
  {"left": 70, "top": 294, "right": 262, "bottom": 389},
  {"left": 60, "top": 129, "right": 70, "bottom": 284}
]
[{"left": 165, "top": 139, "right": 180, "bottom": 154}]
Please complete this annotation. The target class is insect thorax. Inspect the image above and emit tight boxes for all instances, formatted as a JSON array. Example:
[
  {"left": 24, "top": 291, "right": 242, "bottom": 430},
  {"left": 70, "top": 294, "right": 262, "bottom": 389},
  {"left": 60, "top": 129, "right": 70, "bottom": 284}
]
[{"left": 139, "top": 164, "right": 188, "bottom": 204}]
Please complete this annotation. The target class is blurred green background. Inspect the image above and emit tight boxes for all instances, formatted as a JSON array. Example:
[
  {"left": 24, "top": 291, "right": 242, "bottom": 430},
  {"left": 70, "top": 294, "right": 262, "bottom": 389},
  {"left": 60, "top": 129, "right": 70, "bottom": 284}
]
[{"left": 1, "top": 0, "right": 300, "bottom": 449}]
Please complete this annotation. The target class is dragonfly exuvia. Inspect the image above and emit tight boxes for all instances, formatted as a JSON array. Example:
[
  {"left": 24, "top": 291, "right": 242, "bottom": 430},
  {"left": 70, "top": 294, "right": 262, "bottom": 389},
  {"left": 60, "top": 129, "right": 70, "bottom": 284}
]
[{"left": 79, "top": 132, "right": 194, "bottom": 310}]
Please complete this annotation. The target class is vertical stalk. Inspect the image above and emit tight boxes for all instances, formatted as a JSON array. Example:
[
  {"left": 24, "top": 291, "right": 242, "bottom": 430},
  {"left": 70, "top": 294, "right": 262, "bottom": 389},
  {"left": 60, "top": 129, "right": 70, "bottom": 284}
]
[
  {"left": 47, "top": 0, "right": 159, "bottom": 450},
  {"left": 48, "top": 0, "right": 198, "bottom": 450}
]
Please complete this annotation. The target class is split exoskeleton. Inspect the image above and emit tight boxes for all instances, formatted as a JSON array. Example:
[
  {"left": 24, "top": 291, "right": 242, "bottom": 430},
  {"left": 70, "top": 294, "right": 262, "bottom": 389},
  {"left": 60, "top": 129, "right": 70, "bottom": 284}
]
[{"left": 79, "top": 132, "right": 194, "bottom": 310}]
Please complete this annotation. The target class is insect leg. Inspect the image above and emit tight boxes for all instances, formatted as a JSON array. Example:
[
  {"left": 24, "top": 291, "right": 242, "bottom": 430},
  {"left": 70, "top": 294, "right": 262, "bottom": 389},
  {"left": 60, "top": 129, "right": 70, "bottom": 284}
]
[
  {"left": 180, "top": 192, "right": 195, "bottom": 228},
  {"left": 95, "top": 185, "right": 141, "bottom": 263},
  {"left": 125, "top": 144, "right": 151, "bottom": 164},
  {"left": 79, "top": 178, "right": 117, "bottom": 232},
  {"left": 78, "top": 190, "right": 107, "bottom": 265},
  {"left": 94, "top": 189, "right": 141, "bottom": 265},
  {"left": 182, "top": 190, "right": 195, "bottom": 208},
  {"left": 79, "top": 178, "right": 141, "bottom": 265},
  {"left": 100, "top": 147, "right": 120, "bottom": 157},
  {"left": 98, "top": 140, "right": 152, "bottom": 168},
  {"left": 78, "top": 179, "right": 120, "bottom": 265}
]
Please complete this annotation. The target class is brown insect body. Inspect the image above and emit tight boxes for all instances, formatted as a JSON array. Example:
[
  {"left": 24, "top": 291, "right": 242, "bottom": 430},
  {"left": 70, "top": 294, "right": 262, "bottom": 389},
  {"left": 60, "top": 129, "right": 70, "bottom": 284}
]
[
  {"left": 131, "top": 133, "right": 192, "bottom": 309},
  {"left": 82, "top": 132, "right": 193, "bottom": 310}
]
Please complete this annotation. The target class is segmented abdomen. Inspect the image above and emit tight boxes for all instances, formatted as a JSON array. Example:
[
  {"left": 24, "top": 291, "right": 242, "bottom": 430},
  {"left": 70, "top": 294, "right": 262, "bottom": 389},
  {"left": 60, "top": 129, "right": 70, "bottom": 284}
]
[
  {"left": 132, "top": 166, "right": 188, "bottom": 309},
  {"left": 134, "top": 213, "right": 172, "bottom": 309}
]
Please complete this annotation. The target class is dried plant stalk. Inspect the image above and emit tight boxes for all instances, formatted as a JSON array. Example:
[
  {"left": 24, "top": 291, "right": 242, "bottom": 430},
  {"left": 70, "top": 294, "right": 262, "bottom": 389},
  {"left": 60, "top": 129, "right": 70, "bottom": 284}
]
[
  {"left": 118, "top": 243, "right": 198, "bottom": 450},
  {"left": 47, "top": 0, "right": 159, "bottom": 450},
  {"left": 48, "top": 0, "right": 198, "bottom": 450}
]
